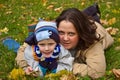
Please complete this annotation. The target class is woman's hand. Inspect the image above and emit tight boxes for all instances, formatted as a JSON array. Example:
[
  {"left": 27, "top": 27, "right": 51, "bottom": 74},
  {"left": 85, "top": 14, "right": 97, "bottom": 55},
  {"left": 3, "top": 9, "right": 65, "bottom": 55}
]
[{"left": 112, "top": 68, "right": 120, "bottom": 78}]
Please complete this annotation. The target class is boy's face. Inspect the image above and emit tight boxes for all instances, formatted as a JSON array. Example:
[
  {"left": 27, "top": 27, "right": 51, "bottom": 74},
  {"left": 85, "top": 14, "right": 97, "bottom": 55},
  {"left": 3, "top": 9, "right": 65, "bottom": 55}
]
[{"left": 37, "top": 39, "right": 57, "bottom": 58}]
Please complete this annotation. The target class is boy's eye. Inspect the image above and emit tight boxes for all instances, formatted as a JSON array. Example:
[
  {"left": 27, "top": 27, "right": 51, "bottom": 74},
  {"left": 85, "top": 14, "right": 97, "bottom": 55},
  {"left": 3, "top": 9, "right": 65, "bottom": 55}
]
[
  {"left": 38, "top": 43, "right": 55, "bottom": 46},
  {"left": 38, "top": 44, "right": 45, "bottom": 46},
  {"left": 48, "top": 43, "right": 54, "bottom": 46}
]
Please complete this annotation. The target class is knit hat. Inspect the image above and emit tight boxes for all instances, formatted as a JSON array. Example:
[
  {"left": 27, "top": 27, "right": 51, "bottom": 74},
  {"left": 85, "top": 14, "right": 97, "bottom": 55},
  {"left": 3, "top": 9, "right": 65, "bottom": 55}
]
[{"left": 34, "top": 21, "right": 60, "bottom": 43}]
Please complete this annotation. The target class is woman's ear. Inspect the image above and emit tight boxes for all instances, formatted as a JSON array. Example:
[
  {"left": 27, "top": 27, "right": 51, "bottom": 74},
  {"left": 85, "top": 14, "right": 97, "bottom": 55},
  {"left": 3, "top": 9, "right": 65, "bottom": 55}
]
[{"left": 24, "top": 33, "right": 37, "bottom": 45}]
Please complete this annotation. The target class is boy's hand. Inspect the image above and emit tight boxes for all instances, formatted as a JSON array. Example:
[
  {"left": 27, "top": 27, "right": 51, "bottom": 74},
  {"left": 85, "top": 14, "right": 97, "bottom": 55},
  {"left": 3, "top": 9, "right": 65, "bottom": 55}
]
[
  {"left": 25, "top": 66, "right": 33, "bottom": 75},
  {"left": 25, "top": 66, "right": 40, "bottom": 77}
]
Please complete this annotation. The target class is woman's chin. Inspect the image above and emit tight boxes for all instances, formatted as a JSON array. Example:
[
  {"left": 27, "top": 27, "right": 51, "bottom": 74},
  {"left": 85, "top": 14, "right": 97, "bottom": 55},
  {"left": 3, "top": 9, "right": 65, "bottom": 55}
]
[{"left": 64, "top": 45, "right": 71, "bottom": 50}]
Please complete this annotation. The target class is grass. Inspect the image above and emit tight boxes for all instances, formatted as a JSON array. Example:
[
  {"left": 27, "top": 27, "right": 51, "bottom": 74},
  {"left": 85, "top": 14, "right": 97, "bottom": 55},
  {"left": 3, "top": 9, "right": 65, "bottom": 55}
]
[{"left": 0, "top": 0, "right": 120, "bottom": 80}]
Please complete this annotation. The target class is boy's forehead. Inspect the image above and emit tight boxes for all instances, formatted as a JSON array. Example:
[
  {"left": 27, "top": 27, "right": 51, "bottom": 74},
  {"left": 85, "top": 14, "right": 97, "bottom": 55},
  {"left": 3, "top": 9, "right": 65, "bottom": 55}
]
[{"left": 38, "top": 39, "right": 56, "bottom": 43}]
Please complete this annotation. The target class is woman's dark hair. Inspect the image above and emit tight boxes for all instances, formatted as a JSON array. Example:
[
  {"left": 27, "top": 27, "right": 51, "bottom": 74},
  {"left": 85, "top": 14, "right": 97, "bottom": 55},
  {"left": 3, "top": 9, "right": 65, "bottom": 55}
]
[{"left": 56, "top": 8, "right": 100, "bottom": 50}]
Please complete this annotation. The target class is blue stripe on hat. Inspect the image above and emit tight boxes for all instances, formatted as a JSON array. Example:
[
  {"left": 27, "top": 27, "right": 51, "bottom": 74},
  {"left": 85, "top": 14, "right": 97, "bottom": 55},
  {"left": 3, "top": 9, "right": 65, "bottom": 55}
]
[{"left": 35, "top": 26, "right": 59, "bottom": 35}]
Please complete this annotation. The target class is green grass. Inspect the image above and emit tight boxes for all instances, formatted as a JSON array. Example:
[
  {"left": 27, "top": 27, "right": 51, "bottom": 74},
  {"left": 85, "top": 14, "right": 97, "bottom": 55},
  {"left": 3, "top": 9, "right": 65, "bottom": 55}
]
[{"left": 0, "top": 0, "right": 120, "bottom": 80}]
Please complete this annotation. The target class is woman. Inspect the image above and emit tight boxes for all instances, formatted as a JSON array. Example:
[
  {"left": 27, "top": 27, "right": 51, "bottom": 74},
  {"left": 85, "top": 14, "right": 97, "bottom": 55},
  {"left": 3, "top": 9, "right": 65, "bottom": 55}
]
[
  {"left": 15, "top": 8, "right": 114, "bottom": 79},
  {"left": 55, "top": 8, "right": 114, "bottom": 79}
]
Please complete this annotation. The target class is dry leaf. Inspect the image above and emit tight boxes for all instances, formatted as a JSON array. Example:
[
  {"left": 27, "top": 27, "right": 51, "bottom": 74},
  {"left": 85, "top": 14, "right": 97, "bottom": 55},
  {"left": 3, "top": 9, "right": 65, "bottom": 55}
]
[
  {"left": 105, "top": 14, "right": 109, "bottom": 18},
  {"left": 101, "top": 17, "right": 116, "bottom": 26},
  {"left": 60, "top": 74, "right": 77, "bottom": 80},
  {"left": 0, "top": 27, "right": 9, "bottom": 34},
  {"left": 19, "top": 15, "right": 26, "bottom": 20},
  {"left": 42, "top": 0, "right": 48, "bottom": 6},
  {"left": 47, "top": 5, "right": 54, "bottom": 9},
  {"left": 0, "top": 4, "right": 4, "bottom": 8},
  {"left": 106, "top": 2, "right": 112, "bottom": 8},
  {"left": 5, "top": 11, "right": 12, "bottom": 15},
  {"left": 81, "top": 2, "right": 85, "bottom": 6},
  {"left": 106, "top": 27, "right": 119, "bottom": 35},
  {"left": 8, "top": 68, "right": 26, "bottom": 80},
  {"left": 108, "top": 17, "right": 116, "bottom": 25},
  {"left": 112, "top": 9, "right": 120, "bottom": 14},
  {"left": 54, "top": 7, "right": 63, "bottom": 12},
  {"left": 115, "top": 46, "right": 120, "bottom": 51},
  {"left": 117, "top": 38, "right": 120, "bottom": 42},
  {"left": 21, "top": 6, "right": 26, "bottom": 9},
  {"left": 100, "top": 19, "right": 108, "bottom": 25},
  {"left": 31, "top": 17, "right": 38, "bottom": 23}
]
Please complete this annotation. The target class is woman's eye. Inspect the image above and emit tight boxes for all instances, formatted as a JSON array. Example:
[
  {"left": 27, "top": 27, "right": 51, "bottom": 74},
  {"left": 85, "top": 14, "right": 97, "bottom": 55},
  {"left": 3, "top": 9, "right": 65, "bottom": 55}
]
[
  {"left": 68, "top": 32, "right": 75, "bottom": 36},
  {"left": 58, "top": 31, "right": 64, "bottom": 35}
]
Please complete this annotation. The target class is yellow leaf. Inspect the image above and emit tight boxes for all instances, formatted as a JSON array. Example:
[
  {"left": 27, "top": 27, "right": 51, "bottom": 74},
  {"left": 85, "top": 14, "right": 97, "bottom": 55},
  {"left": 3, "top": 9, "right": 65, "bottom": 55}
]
[
  {"left": 0, "top": 27, "right": 9, "bottom": 33},
  {"left": 54, "top": 7, "right": 63, "bottom": 12},
  {"left": 106, "top": 27, "right": 119, "bottom": 35},
  {"left": 118, "top": 38, "right": 120, "bottom": 42},
  {"left": 60, "top": 73, "right": 77, "bottom": 80},
  {"left": 8, "top": 68, "right": 26, "bottom": 80},
  {"left": 112, "top": 9, "right": 120, "bottom": 14},
  {"left": 0, "top": 4, "right": 4, "bottom": 8},
  {"left": 81, "top": 2, "right": 85, "bottom": 6},
  {"left": 108, "top": 17, "right": 116, "bottom": 25},
  {"left": 5, "top": 11, "right": 12, "bottom": 15},
  {"left": 106, "top": 2, "right": 112, "bottom": 9},
  {"left": 100, "top": 19, "right": 108, "bottom": 25},
  {"left": 47, "top": 5, "right": 54, "bottom": 10},
  {"left": 115, "top": 46, "right": 120, "bottom": 51},
  {"left": 105, "top": 14, "right": 109, "bottom": 18},
  {"left": 21, "top": 6, "right": 26, "bottom": 9},
  {"left": 42, "top": 0, "right": 48, "bottom": 6}
]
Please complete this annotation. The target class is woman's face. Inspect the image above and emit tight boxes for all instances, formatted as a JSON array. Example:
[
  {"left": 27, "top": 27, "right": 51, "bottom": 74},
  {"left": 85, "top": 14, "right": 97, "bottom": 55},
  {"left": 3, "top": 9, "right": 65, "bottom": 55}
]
[{"left": 58, "top": 20, "right": 79, "bottom": 50}]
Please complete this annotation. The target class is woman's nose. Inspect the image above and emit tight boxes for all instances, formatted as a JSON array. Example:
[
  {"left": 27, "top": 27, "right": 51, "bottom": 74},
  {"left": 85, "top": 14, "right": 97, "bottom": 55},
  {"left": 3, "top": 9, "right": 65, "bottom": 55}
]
[{"left": 63, "top": 34, "right": 69, "bottom": 41}]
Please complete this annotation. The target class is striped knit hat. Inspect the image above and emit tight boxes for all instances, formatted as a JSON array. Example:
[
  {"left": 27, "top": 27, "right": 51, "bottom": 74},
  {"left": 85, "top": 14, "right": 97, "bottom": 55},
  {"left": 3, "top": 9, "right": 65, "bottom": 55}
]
[{"left": 34, "top": 21, "right": 60, "bottom": 43}]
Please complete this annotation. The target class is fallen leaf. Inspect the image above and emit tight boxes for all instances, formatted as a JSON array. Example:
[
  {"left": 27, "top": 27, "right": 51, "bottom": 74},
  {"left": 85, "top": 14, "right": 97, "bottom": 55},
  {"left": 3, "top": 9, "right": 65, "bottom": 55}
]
[
  {"left": 81, "top": 2, "right": 85, "bottom": 6},
  {"left": 115, "top": 46, "right": 120, "bottom": 51},
  {"left": 105, "top": 14, "right": 109, "bottom": 18},
  {"left": 21, "top": 6, "right": 26, "bottom": 9},
  {"left": 112, "top": 9, "right": 120, "bottom": 14},
  {"left": 108, "top": 17, "right": 116, "bottom": 25},
  {"left": 54, "top": 7, "right": 63, "bottom": 12},
  {"left": 106, "top": 27, "right": 119, "bottom": 35},
  {"left": 0, "top": 27, "right": 9, "bottom": 34},
  {"left": 47, "top": 5, "right": 54, "bottom": 10},
  {"left": 117, "top": 38, "right": 120, "bottom": 42},
  {"left": 100, "top": 19, "right": 108, "bottom": 25},
  {"left": 0, "top": 4, "right": 4, "bottom": 8},
  {"left": 5, "top": 11, "right": 12, "bottom": 15},
  {"left": 8, "top": 68, "right": 26, "bottom": 80},
  {"left": 42, "top": 0, "right": 48, "bottom": 6},
  {"left": 106, "top": 2, "right": 112, "bottom": 8},
  {"left": 60, "top": 74, "right": 77, "bottom": 80}
]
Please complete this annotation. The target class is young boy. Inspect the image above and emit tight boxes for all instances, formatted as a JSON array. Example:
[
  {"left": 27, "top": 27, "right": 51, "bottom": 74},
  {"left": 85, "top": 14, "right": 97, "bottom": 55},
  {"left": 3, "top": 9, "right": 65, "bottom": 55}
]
[{"left": 23, "top": 21, "right": 74, "bottom": 76}]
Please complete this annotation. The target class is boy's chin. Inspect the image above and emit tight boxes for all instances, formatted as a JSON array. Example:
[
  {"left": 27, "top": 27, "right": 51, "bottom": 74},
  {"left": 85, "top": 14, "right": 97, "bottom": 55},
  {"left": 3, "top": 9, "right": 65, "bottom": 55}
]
[{"left": 43, "top": 53, "right": 52, "bottom": 58}]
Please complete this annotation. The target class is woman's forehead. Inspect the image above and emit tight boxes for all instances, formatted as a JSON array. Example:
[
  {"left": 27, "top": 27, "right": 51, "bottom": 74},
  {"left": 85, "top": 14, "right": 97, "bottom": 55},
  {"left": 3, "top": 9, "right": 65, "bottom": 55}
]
[{"left": 58, "top": 22, "right": 77, "bottom": 34}]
